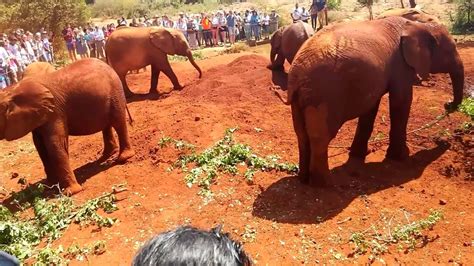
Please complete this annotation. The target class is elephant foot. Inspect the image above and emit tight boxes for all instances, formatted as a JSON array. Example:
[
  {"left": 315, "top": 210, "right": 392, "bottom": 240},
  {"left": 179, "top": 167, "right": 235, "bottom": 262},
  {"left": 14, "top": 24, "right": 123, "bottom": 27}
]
[
  {"left": 344, "top": 156, "right": 365, "bottom": 177},
  {"left": 173, "top": 85, "right": 184, "bottom": 91},
  {"left": 116, "top": 149, "right": 135, "bottom": 164},
  {"left": 385, "top": 145, "right": 410, "bottom": 161},
  {"left": 100, "top": 148, "right": 119, "bottom": 162},
  {"left": 63, "top": 182, "right": 83, "bottom": 196}
]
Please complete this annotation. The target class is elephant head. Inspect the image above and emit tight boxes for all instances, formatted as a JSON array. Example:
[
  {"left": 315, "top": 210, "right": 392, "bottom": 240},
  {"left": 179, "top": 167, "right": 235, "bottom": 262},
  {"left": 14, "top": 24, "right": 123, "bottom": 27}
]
[
  {"left": 0, "top": 80, "right": 55, "bottom": 141},
  {"left": 269, "top": 27, "right": 284, "bottom": 66},
  {"left": 401, "top": 21, "right": 464, "bottom": 110},
  {"left": 150, "top": 28, "right": 202, "bottom": 78}
]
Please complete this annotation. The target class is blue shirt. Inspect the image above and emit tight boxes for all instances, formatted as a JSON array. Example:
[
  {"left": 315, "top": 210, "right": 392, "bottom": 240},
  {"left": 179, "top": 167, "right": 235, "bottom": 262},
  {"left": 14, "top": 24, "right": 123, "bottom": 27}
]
[{"left": 226, "top": 15, "right": 236, "bottom": 27}]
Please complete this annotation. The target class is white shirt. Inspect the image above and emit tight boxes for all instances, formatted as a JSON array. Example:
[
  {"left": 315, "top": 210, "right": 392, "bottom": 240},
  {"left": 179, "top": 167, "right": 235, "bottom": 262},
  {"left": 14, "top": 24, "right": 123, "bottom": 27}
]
[
  {"left": 0, "top": 47, "right": 9, "bottom": 67},
  {"left": 292, "top": 7, "right": 303, "bottom": 20},
  {"left": 263, "top": 15, "right": 270, "bottom": 25}
]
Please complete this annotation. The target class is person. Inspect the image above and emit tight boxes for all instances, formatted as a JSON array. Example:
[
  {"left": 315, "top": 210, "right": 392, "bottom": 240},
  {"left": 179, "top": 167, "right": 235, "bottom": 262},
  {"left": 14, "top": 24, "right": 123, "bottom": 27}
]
[
  {"left": 176, "top": 13, "right": 188, "bottom": 39},
  {"left": 311, "top": 0, "right": 327, "bottom": 30},
  {"left": 132, "top": 226, "right": 251, "bottom": 266},
  {"left": 211, "top": 13, "right": 219, "bottom": 46},
  {"left": 22, "top": 33, "right": 36, "bottom": 62},
  {"left": 152, "top": 15, "right": 161, "bottom": 26},
  {"left": 33, "top": 32, "right": 44, "bottom": 61},
  {"left": 41, "top": 31, "right": 53, "bottom": 63},
  {"left": 291, "top": 3, "right": 303, "bottom": 23},
  {"left": 269, "top": 10, "right": 279, "bottom": 34},
  {"left": 201, "top": 13, "right": 212, "bottom": 47},
  {"left": 261, "top": 12, "right": 270, "bottom": 40},
  {"left": 244, "top": 10, "right": 252, "bottom": 41},
  {"left": 0, "top": 40, "right": 10, "bottom": 88},
  {"left": 301, "top": 7, "right": 310, "bottom": 23},
  {"left": 130, "top": 18, "right": 138, "bottom": 27},
  {"left": 94, "top": 26, "right": 106, "bottom": 59},
  {"left": 226, "top": 10, "right": 237, "bottom": 45},
  {"left": 62, "top": 24, "right": 77, "bottom": 62},
  {"left": 85, "top": 28, "right": 96, "bottom": 58},
  {"left": 119, "top": 17, "right": 128, "bottom": 26},
  {"left": 250, "top": 10, "right": 260, "bottom": 41},
  {"left": 218, "top": 11, "right": 227, "bottom": 45},
  {"left": 75, "top": 28, "right": 88, "bottom": 58}
]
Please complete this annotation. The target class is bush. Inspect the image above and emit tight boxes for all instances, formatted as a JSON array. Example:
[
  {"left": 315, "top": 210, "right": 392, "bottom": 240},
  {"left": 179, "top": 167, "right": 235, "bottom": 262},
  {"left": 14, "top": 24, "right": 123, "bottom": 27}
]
[
  {"left": 452, "top": 0, "right": 474, "bottom": 34},
  {"left": 0, "top": 0, "right": 90, "bottom": 58},
  {"left": 327, "top": 0, "right": 342, "bottom": 10}
]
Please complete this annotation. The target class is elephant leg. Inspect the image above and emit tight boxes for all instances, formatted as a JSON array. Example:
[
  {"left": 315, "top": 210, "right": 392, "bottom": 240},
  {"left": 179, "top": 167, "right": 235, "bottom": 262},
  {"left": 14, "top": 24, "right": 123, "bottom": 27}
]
[
  {"left": 118, "top": 72, "right": 133, "bottom": 97},
  {"left": 101, "top": 126, "right": 119, "bottom": 160},
  {"left": 161, "top": 60, "right": 183, "bottom": 90},
  {"left": 349, "top": 99, "right": 381, "bottom": 160},
  {"left": 42, "top": 123, "right": 82, "bottom": 195},
  {"left": 386, "top": 85, "right": 412, "bottom": 161},
  {"left": 291, "top": 102, "right": 310, "bottom": 184},
  {"left": 32, "top": 131, "right": 57, "bottom": 185},
  {"left": 113, "top": 113, "right": 135, "bottom": 163},
  {"left": 149, "top": 64, "right": 160, "bottom": 94},
  {"left": 304, "top": 104, "right": 338, "bottom": 186}
]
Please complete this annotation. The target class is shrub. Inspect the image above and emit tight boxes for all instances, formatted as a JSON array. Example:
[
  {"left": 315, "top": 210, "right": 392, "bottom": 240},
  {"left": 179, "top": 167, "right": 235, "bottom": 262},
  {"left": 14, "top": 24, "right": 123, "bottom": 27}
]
[
  {"left": 327, "top": 0, "right": 343, "bottom": 10},
  {"left": 451, "top": 0, "right": 474, "bottom": 34}
]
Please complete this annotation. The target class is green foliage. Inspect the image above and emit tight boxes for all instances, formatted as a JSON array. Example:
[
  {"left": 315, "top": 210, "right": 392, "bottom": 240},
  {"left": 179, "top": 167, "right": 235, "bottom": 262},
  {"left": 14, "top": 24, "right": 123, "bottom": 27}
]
[
  {"left": 0, "top": 188, "right": 118, "bottom": 264},
  {"left": 0, "top": 0, "right": 90, "bottom": 57},
  {"left": 160, "top": 128, "right": 298, "bottom": 197},
  {"left": 327, "top": 0, "right": 342, "bottom": 10},
  {"left": 168, "top": 50, "right": 207, "bottom": 62},
  {"left": 349, "top": 209, "right": 443, "bottom": 257},
  {"left": 458, "top": 97, "right": 474, "bottom": 120},
  {"left": 451, "top": 0, "right": 474, "bottom": 34}
]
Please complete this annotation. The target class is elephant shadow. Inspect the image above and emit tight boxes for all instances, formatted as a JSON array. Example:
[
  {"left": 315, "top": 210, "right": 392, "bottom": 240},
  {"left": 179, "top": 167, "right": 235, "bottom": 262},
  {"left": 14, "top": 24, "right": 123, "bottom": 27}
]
[
  {"left": 126, "top": 92, "right": 169, "bottom": 103},
  {"left": 252, "top": 143, "right": 449, "bottom": 224}
]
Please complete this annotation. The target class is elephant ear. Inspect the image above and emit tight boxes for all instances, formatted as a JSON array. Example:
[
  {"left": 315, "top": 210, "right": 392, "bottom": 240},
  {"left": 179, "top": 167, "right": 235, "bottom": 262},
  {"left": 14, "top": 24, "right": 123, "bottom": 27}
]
[
  {"left": 401, "top": 22, "right": 437, "bottom": 80},
  {"left": 150, "top": 27, "right": 176, "bottom": 55},
  {"left": 270, "top": 28, "right": 284, "bottom": 49},
  {"left": 3, "top": 81, "right": 55, "bottom": 141}
]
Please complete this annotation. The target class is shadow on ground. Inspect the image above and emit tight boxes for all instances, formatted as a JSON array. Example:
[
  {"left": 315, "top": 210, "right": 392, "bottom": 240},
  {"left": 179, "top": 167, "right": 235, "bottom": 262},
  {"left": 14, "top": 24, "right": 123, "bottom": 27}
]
[{"left": 252, "top": 143, "right": 449, "bottom": 224}]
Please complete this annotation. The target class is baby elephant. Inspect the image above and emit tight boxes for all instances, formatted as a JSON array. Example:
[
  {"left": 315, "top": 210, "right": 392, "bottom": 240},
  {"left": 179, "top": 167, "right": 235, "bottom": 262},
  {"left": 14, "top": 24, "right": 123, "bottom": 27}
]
[
  {"left": 268, "top": 21, "right": 314, "bottom": 71},
  {"left": 0, "top": 58, "right": 135, "bottom": 195},
  {"left": 22, "top": 62, "right": 55, "bottom": 78}
]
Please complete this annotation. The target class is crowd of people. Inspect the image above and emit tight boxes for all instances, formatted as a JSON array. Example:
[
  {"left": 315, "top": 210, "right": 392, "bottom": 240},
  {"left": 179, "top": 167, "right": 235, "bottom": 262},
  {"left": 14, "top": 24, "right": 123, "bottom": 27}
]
[
  {"left": 0, "top": 29, "right": 53, "bottom": 89},
  {"left": 291, "top": 1, "right": 328, "bottom": 30}
]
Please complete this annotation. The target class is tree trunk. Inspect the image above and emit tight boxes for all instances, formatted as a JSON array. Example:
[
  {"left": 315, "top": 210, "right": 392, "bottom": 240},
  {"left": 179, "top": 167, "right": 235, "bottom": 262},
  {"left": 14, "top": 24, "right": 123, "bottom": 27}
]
[
  {"left": 409, "top": 0, "right": 416, "bottom": 8},
  {"left": 400, "top": 0, "right": 404, "bottom": 8}
]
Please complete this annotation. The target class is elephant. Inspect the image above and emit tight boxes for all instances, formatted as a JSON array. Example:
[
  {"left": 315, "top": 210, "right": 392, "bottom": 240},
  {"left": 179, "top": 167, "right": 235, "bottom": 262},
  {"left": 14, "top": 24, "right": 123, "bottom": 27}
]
[
  {"left": 267, "top": 21, "right": 314, "bottom": 71},
  {"left": 274, "top": 17, "right": 464, "bottom": 186},
  {"left": 22, "top": 62, "right": 55, "bottom": 78},
  {"left": 377, "top": 7, "right": 440, "bottom": 24},
  {"left": 105, "top": 27, "right": 202, "bottom": 97},
  {"left": 0, "top": 58, "right": 135, "bottom": 195}
]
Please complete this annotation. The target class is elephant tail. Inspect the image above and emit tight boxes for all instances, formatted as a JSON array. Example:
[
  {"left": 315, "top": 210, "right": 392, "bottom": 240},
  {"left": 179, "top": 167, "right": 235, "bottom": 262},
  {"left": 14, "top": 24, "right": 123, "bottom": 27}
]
[
  {"left": 270, "top": 86, "right": 291, "bottom": 105},
  {"left": 126, "top": 105, "right": 134, "bottom": 126}
]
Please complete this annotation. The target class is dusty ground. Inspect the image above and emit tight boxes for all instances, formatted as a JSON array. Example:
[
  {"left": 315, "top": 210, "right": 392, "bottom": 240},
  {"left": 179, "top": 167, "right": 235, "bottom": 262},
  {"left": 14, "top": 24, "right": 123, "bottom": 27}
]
[{"left": 1, "top": 43, "right": 473, "bottom": 264}]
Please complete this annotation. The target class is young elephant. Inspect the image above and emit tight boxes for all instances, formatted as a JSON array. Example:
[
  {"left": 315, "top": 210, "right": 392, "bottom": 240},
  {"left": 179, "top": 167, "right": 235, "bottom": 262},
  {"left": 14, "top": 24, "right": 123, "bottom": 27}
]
[
  {"left": 22, "top": 62, "right": 55, "bottom": 78},
  {"left": 0, "top": 58, "right": 135, "bottom": 194},
  {"left": 376, "top": 7, "right": 441, "bottom": 24},
  {"left": 276, "top": 17, "right": 464, "bottom": 186},
  {"left": 105, "top": 27, "right": 202, "bottom": 97},
  {"left": 267, "top": 21, "right": 314, "bottom": 71}
]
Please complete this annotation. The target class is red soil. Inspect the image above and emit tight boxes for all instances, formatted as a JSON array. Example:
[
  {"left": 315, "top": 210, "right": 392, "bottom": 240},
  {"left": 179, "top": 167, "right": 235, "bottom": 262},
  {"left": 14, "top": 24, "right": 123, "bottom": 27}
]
[{"left": 1, "top": 45, "right": 473, "bottom": 264}]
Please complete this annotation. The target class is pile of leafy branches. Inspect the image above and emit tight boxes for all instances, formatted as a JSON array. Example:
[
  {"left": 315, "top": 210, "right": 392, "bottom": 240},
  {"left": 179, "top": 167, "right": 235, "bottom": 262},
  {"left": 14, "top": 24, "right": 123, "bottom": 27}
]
[
  {"left": 159, "top": 128, "right": 298, "bottom": 197},
  {"left": 349, "top": 209, "right": 443, "bottom": 258},
  {"left": 0, "top": 184, "right": 119, "bottom": 264},
  {"left": 458, "top": 97, "right": 474, "bottom": 121}
]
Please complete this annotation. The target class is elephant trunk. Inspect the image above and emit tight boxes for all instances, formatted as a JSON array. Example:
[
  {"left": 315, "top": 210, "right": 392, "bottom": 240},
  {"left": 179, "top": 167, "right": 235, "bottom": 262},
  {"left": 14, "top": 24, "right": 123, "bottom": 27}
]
[
  {"left": 448, "top": 59, "right": 464, "bottom": 110},
  {"left": 187, "top": 51, "right": 202, "bottom": 78}
]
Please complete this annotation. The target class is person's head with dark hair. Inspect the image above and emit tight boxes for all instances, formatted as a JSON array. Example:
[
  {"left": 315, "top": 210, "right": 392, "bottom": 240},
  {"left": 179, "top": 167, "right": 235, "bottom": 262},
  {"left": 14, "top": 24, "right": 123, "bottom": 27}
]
[{"left": 133, "top": 226, "right": 251, "bottom": 266}]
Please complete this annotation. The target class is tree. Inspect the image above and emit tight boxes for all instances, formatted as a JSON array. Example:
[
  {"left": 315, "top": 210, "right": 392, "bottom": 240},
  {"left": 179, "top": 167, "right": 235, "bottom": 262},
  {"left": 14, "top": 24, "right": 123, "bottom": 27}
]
[
  {"left": 358, "top": 0, "right": 377, "bottom": 20},
  {"left": 0, "top": 0, "right": 90, "bottom": 58},
  {"left": 409, "top": 0, "right": 416, "bottom": 8}
]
